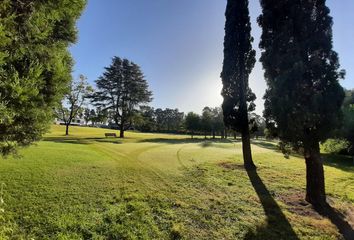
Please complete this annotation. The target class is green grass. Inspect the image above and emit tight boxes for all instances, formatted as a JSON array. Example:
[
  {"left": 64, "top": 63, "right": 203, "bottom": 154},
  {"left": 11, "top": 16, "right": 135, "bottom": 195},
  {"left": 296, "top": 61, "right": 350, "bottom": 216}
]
[{"left": 0, "top": 125, "right": 353, "bottom": 239}]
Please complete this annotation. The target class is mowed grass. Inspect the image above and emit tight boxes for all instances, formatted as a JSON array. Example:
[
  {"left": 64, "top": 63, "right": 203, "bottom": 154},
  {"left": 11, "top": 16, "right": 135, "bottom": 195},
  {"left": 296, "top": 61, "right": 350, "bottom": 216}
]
[{"left": 0, "top": 125, "right": 353, "bottom": 239}]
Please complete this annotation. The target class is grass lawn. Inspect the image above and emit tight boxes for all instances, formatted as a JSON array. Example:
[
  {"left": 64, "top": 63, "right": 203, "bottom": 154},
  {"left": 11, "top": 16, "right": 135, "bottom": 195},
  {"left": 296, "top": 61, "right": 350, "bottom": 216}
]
[{"left": 0, "top": 125, "right": 353, "bottom": 239}]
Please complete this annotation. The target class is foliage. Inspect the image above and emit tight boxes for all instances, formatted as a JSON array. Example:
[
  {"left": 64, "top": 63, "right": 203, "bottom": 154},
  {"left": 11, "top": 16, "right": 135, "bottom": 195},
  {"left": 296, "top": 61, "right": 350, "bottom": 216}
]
[
  {"left": 155, "top": 108, "right": 184, "bottom": 132},
  {"left": 258, "top": 0, "right": 345, "bottom": 206},
  {"left": 133, "top": 107, "right": 184, "bottom": 133},
  {"left": 184, "top": 112, "right": 201, "bottom": 138},
  {"left": 249, "top": 113, "right": 266, "bottom": 138},
  {"left": 56, "top": 75, "right": 92, "bottom": 135},
  {"left": 322, "top": 139, "right": 350, "bottom": 155},
  {"left": 0, "top": 0, "right": 86, "bottom": 155},
  {"left": 91, "top": 57, "right": 152, "bottom": 138},
  {"left": 201, "top": 107, "right": 213, "bottom": 136},
  {"left": 259, "top": 0, "right": 345, "bottom": 145},
  {"left": 221, "top": 0, "right": 256, "bottom": 133},
  {"left": 211, "top": 107, "right": 225, "bottom": 138},
  {"left": 221, "top": 0, "right": 256, "bottom": 169},
  {"left": 338, "top": 89, "right": 354, "bottom": 154}
]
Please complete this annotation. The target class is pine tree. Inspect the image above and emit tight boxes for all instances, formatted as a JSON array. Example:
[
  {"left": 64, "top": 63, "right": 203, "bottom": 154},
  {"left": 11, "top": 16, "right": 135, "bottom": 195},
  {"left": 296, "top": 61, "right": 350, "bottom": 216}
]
[
  {"left": 259, "top": 0, "right": 345, "bottom": 208},
  {"left": 221, "top": 0, "right": 257, "bottom": 169},
  {"left": 91, "top": 57, "right": 152, "bottom": 138},
  {"left": 0, "top": 0, "right": 86, "bottom": 155}
]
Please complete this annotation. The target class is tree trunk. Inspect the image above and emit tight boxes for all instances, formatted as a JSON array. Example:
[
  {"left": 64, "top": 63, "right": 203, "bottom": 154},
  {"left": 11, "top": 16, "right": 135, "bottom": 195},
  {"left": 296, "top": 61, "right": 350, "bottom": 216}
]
[
  {"left": 65, "top": 124, "right": 69, "bottom": 136},
  {"left": 233, "top": 132, "right": 237, "bottom": 140},
  {"left": 304, "top": 140, "right": 327, "bottom": 209},
  {"left": 212, "top": 130, "right": 216, "bottom": 139},
  {"left": 225, "top": 129, "right": 228, "bottom": 139},
  {"left": 119, "top": 124, "right": 125, "bottom": 138},
  {"left": 241, "top": 127, "right": 256, "bottom": 170}
]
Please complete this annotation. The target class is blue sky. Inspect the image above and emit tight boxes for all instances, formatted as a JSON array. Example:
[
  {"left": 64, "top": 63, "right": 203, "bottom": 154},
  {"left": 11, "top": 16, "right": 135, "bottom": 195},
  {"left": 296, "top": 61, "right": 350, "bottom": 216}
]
[{"left": 70, "top": 0, "right": 354, "bottom": 115}]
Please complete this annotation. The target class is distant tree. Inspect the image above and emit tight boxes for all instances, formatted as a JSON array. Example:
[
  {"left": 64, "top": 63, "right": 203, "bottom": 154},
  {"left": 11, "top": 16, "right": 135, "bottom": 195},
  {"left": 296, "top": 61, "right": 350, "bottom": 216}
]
[
  {"left": 249, "top": 113, "right": 265, "bottom": 139},
  {"left": 154, "top": 108, "right": 184, "bottom": 133},
  {"left": 185, "top": 112, "right": 201, "bottom": 138},
  {"left": 83, "top": 108, "right": 91, "bottom": 125},
  {"left": 211, "top": 107, "right": 225, "bottom": 139},
  {"left": 139, "top": 106, "right": 156, "bottom": 132},
  {"left": 165, "top": 108, "right": 184, "bottom": 132},
  {"left": 201, "top": 107, "right": 213, "bottom": 138},
  {"left": 56, "top": 75, "right": 92, "bottom": 135},
  {"left": 89, "top": 109, "right": 96, "bottom": 126},
  {"left": 338, "top": 89, "right": 354, "bottom": 155},
  {"left": 221, "top": 0, "right": 257, "bottom": 169},
  {"left": 155, "top": 108, "right": 165, "bottom": 132},
  {"left": 91, "top": 57, "right": 152, "bottom": 138},
  {"left": 259, "top": 0, "right": 345, "bottom": 208},
  {"left": 0, "top": 0, "right": 86, "bottom": 155},
  {"left": 135, "top": 106, "right": 156, "bottom": 132},
  {"left": 95, "top": 107, "right": 109, "bottom": 126}
]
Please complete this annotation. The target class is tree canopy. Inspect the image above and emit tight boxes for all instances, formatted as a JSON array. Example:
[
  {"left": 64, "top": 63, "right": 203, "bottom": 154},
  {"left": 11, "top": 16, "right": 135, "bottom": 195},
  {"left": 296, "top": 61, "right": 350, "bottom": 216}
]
[
  {"left": 259, "top": 0, "right": 345, "bottom": 208},
  {"left": 185, "top": 112, "right": 201, "bottom": 138},
  {"left": 221, "top": 0, "right": 256, "bottom": 169},
  {"left": 56, "top": 75, "right": 92, "bottom": 135},
  {"left": 91, "top": 57, "right": 152, "bottom": 138},
  {"left": 0, "top": 0, "right": 86, "bottom": 155}
]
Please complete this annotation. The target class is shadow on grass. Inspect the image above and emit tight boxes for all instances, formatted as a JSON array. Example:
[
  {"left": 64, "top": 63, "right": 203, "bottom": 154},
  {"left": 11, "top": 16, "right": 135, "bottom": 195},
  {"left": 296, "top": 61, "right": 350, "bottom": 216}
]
[
  {"left": 43, "top": 137, "right": 122, "bottom": 145},
  {"left": 316, "top": 204, "right": 354, "bottom": 240},
  {"left": 245, "top": 169, "right": 299, "bottom": 240},
  {"left": 322, "top": 153, "right": 354, "bottom": 172},
  {"left": 252, "top": 140, "right": 354, "bottom": 172},
  {"left": 251, "top": 140, "right": 279, "bottom": 151},
  {"left": 139, "top": 137, "right": 234, "bottom": 145}
]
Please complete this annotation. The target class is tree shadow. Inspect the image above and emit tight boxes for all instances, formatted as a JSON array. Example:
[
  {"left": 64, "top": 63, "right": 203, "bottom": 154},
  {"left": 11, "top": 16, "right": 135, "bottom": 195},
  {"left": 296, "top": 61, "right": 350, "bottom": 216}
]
[
  {"left": 316, "top": 203, "right": 354, "bottom": 240},
  {"left": 251, "top": 140, "right": 279, "bottom": 151},
  {"left": 43, "top": 137, "right": 122, "bottom": 145},
  {"left": 322, "top": 153, "right": 354, "bottom": 173},
  {"left": 244, "top": 168, "right": 299, "bottom": 240},
  {"left": 139, "top": 137, "right": 234, "bottom": 145},
  {"left": 252, "top": 140, "right": 354, "bottom": 172}
]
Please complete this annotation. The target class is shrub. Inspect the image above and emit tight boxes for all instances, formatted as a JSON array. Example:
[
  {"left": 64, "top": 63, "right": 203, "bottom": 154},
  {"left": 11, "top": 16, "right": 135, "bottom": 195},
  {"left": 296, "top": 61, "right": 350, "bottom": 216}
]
[{"left": 322, "top": 139, "right": 350, "bottom": 154}]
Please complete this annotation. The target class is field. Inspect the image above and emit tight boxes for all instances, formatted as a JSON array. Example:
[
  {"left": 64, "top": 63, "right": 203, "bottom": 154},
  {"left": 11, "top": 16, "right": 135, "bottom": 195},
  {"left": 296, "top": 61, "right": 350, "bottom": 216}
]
[{"left": 0, "top": 125, "right": 353, "bottom": 239}]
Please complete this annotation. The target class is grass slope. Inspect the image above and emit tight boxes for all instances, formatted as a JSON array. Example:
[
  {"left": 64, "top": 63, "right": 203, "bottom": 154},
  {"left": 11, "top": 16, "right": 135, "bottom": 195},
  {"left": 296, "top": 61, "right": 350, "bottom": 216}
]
[{"left": 0, "top": 125, "right": 353, "bottom": 239}]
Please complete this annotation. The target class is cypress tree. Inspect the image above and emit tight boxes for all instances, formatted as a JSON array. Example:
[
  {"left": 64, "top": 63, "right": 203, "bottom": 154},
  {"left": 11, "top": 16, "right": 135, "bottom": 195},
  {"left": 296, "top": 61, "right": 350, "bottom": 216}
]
[
  {"left": 221, "top": 0, "right": 257, "bottom": 170},
  {"left": 0, "top": 0, "right": 86, "bottom": 155},
  {"left": 258, "top": 0, "right": 345, "bottom": 208}
]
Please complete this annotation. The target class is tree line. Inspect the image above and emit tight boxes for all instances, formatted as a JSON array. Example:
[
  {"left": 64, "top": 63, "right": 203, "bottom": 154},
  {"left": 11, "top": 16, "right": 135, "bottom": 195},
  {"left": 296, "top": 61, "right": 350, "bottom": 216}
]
[{"left": 55, "top": 56, "right": 267, "bottom": 140}]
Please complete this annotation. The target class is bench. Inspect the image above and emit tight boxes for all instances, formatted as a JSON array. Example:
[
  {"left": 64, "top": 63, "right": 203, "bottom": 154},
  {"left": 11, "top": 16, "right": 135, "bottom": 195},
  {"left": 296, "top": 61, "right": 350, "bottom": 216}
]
[{"left": 105, "top": 133, "right": 117, "bottom": 138}]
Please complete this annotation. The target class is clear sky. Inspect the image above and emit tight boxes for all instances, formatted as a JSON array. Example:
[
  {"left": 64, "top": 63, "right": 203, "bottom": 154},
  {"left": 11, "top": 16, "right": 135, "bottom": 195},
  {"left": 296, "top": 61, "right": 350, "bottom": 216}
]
[{"left": 70, "top": 0, "right": 354, "bottom": 115}]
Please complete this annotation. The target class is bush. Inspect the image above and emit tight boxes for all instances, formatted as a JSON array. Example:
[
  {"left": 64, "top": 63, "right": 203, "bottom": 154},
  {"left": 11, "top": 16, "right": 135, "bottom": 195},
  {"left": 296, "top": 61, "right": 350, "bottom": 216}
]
[{"left": 322, "top": 139, "right": 350, "bottom": 154}]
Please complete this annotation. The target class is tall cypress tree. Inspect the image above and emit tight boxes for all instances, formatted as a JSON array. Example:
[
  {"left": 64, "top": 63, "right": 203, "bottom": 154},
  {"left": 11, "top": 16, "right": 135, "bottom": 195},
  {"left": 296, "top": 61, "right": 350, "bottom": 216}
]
[
  {"left": 221, "top": 0, "right": 257, "bottom": 170},
  {"left": 259, "top": 0, "right": 345, "bottom": 208}
]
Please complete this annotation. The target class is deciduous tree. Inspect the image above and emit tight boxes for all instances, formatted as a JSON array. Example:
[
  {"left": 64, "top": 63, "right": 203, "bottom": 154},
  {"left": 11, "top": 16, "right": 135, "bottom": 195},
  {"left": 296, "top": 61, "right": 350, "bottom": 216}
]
[{"left": 56, "top": 75, "right": 92, "bottom": 135}]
